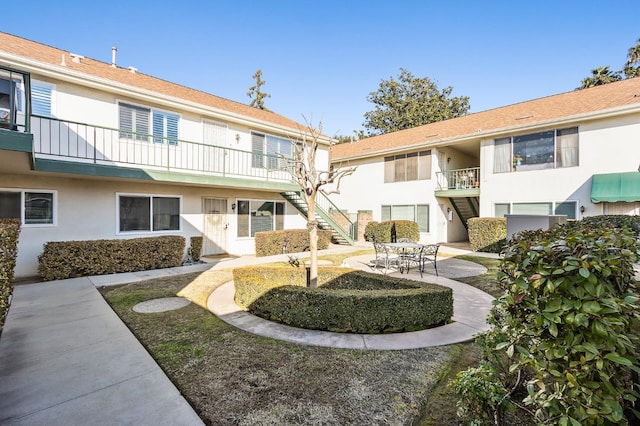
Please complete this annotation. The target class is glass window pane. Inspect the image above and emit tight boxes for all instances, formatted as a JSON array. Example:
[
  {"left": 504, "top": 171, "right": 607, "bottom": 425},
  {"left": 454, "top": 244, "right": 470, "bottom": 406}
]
[
  {"left": 513, "top": 131, "right": 554, "bottom": 170},
  {"left": 251, "top": 201, "right": 274, "bottom": 236},
  {"left": 394, "top": 155, "right": 406, "bottom": 182},
  {"left": 381, "top": 205, "right": 391, "bottom": 222},
  {"left": 512, "top": 202, "right": 552, "bottom": 215},
  {"left": 0, "top": 192, "right": 21, "bottom": 219},
  {"left": 119, "top": 196, "right": 150, "bottom": 231},
  {"left": 555, "top": 201, "right": 577, "bottom": 220},
  {"left": 237, "top": 200, "right": 250, "bottom": 237},
  {"left": 493, "top": 138, "right": 512, "bottom": 173},
  {"left": 418, "top": 150, "right": 431, "bottom": 180},
  {"left": 275, "top": 202, "right": 284, "bottom": 230},
  {"left": 417, "top": 204, "right": 429, "bottom": 232},
  {"left": 251, "top": 132, "right": 265, "bottom": 168},
  {"left": 384, "top": 157, "right": 394, "bottom": 183},
  {"left": 556, "top": 127, "right": 578, "bottom": 168},
  {"left": 153, "top": 197, "right": 180, "bottom": 231},
  {"left": 391, "top": 205, "right": 415, "bottom": 221},
  {"left": 494, "top": 203, "right": 510, "bottom": 217},
  {"left": 25, "top": 192, "right": 53, "bottom": 224},
  {"left": 32, "top": 82, "right": 52, "bottom": 117},
  {"left": 406, "top": 152, "right": 418, "bottom": 181}
]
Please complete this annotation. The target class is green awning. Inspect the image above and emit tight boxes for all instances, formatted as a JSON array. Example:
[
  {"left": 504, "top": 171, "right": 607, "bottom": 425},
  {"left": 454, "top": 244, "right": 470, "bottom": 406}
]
[{"left": 591, "top": 172, "right": 640, "bottom": 203}]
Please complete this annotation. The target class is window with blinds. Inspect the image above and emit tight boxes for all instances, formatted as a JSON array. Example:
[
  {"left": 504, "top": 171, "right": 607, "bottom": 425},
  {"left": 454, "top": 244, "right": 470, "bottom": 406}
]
[
  {"left": 32, "top": 82, "right": 53, "bottom": 117},
  {"left": 251, "top": 131, "right": 293, "bottom": 169},
  {"left": 384, "top": 150, "right": 431, "bottom": 183},
  {"left": 381, "top": 204, "right": 430, "bottom": 232},
  {"left": 119, "top": 103, "right": 179, "bottom": 144}
]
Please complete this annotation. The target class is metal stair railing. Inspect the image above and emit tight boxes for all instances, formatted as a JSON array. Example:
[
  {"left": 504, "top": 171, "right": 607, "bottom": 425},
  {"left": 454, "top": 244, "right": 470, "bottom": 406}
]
[{"left": 281, "top": 191, "right": 355, "bottom": 245}]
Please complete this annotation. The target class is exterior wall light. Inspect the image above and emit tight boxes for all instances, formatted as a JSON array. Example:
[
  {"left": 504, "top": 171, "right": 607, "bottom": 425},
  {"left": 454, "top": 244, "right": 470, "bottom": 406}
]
[{"left": 231, "top": 203, "right": 236, "bottom": 212}]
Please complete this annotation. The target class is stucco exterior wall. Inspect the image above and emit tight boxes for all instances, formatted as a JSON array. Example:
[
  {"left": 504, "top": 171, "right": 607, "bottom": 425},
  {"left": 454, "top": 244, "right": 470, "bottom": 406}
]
[
  {"left": 479, "top": 113, "right": 640, "bottom": 218},
  {"left": 0, "top": 171, "right": 307, "bottom": 278}
]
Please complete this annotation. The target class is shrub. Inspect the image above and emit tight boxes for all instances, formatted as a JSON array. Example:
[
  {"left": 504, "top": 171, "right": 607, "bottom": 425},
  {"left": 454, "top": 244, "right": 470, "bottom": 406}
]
[
  {"left": 457, "top": 219, "right": 640, "bottom": 425},
  {"left": 38, "top": 236, "right": 185, "bottom": 281},
  {"left": 254, "top": 229, "right": 332, "bottom": 257},
  {"left": 233, "top": 266, "right": 453, "bottom": 333},
  {"left": 0, "top": 219, "right": 20, "bottom": 339},
  {"left": 189, "top": 236, "right": 203, "bottom": 261},
  {"left": 468, "top": 217, "right": 506, "bottom": 253},
  {"left": 364, "top": 220, "right": 419, "bottom": 242}
]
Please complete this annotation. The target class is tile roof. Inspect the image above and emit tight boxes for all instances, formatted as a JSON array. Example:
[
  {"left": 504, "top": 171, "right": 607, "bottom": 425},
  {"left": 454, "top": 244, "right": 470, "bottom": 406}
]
[
  {"left": 0, "top": 31, "right": 308, "bottom": 134},
  {"left": 331, "top": 76, "right": 640, "bottom": 161}
]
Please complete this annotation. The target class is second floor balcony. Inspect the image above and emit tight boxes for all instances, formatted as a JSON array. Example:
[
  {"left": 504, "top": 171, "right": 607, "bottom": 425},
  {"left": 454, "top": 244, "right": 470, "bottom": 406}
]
[
  {"left": 435, "top": 167, "right": 481, "bottom": 197},
  {"left": 29, "top": 115, "right": 297, "bottom": 190}
]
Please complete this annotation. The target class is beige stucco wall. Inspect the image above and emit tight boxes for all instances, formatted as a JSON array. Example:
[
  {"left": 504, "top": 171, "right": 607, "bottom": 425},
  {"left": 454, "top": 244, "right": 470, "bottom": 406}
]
[
  {"left": 479, "top": 113, "right": 640, "bottom": 218},
  {"left": 0, "top": 169, "right": 307, "bottom": 278}
]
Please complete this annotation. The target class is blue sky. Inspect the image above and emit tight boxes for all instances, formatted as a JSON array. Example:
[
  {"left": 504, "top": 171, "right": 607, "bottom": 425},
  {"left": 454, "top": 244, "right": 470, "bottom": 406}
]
[{"left": 6, "top": 1, "right": 640, "bottom": 137}]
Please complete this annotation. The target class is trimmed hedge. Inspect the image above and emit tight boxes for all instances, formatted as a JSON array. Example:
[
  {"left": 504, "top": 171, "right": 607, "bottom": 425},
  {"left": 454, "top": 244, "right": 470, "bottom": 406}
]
[
  {"left": 189, "top": 236, "right": 203, "bottom": 261},
  {"left": 0, "top": 219, "right": 21, "bottom": 339},
  {"left": 468, "top": 217, "right": 506, "bottom": 253},
  {"left": 254, "top": 229, "right": 332, "bottom": 257},
  {"left": 364, "top": 220, "right": 420, "bottom": 243},
  {"left": 38, "top": 236, "right": 185, "bottom": 281},
  {"left": 233, "top": 266, "right": 453, "bottom": 333}
]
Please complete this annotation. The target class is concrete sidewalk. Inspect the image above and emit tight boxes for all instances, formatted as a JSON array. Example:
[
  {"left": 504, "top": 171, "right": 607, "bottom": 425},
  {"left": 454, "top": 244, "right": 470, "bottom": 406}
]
[
  {"left": 0, "top": 277, "right": 204, "bottom": 426},
  {"left": 0, "top": 242, "right": 495, "bottom": 425}
]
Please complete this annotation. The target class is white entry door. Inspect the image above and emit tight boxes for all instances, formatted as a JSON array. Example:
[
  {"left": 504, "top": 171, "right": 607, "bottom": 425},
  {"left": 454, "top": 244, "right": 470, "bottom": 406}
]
[{"left": 203, "top": 198, "right": 228, "bottom": 255}]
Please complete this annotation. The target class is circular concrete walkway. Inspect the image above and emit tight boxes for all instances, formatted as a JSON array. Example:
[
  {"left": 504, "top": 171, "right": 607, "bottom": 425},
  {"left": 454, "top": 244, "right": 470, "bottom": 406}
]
[{"left": 207, "top": 255, "right": 494, "bottom": 350}]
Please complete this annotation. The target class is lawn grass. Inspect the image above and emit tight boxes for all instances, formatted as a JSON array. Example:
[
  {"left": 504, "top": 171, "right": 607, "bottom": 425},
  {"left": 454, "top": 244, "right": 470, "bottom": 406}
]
[{"left": 99, "top": 252, "right": 503, "bottom": 425}]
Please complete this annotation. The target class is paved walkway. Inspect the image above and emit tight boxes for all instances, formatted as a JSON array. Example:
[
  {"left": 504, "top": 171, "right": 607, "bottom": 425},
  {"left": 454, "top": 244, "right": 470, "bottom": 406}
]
[{"left": 0, "top": 243, "right": 497, "bottom": 424}]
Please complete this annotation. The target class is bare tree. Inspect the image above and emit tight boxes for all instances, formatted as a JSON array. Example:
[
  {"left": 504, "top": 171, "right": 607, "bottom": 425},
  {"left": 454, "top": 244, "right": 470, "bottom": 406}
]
[{"left": 282, "top": 120, "right": 356, "bottom": 288}]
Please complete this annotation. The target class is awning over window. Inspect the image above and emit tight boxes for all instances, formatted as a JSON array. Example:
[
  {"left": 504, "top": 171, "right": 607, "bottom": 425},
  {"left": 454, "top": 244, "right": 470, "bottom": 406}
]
[{"left": 591, "top": 172, "right": 640, "bottom": 203}]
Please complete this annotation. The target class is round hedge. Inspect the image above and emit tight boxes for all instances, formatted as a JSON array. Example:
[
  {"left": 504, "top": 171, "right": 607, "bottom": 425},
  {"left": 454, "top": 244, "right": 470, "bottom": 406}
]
[{"left": 233, "top": 266, "right": 453, "bottom": 334}]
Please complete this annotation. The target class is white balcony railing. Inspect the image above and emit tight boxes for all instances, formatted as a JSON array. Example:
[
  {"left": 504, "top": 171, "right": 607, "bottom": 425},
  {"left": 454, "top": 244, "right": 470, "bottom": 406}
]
[
  {"left": 31, "top": 115, "right": 292, "bottom": 182},
  {"left": 436, "top": 167, "right": 480, "bottom": 190}
]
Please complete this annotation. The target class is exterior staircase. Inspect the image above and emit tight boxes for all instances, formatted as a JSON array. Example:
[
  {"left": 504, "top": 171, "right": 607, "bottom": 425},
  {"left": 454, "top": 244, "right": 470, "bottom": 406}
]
[
  {"left": 280, "top": 191, "right": 356, "bottom": 245},
  {"left": 450, "top": 196, "right": 479, "bottom": 229}
]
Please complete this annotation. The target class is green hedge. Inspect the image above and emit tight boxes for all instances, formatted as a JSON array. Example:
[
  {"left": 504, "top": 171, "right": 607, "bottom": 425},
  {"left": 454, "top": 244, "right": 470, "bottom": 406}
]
[
  {"left": 364, "top": 220, "right": 419, "bottom": 243},
  {"left": 0, "top": 219, "right": 21, "bottom": 338},
  {"left": 456, "top": 218, "right": 640, "bottom": 425},
  {"left": 189, "top": 236, "right": 203, "bottom": 261},
  {"left": 233, "top": 266, "right": 453, "bottom": 333},
  {"left": 468, "top": 217, "right": 506, "bottom": 253},
  {"left": 254, "top": 229, "right": 332, "bottom": 257},
  {"left": 38, "top": 236, "right": 185, "bottom": 281}
]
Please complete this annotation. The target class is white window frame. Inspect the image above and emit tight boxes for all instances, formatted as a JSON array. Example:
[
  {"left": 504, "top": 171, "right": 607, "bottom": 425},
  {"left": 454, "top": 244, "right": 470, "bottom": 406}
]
[
  {"left": 116, "top": 192, "right": 182, "bottom": 235},
  {"left": 493, "top": 200, "right": 578, "bottom": 219},
  {"left": 251, "top": 131, "right": 293, "bottom": 169},
  {"left": 118, "top": 101, "right": 180, "bottom": 145},
  {"left": 31, "top": 80, "right": 55, "bottom": 117},
  {"left": 0, "top": 188, "right": 57, "bottom": 227},
  {"left": 203, "top": 119, "right": 228, "bottom": 146},
  {"left": 236, "top": 198, "right": 286, "bottom": 238},
  {"left": 381, "top": 204, "right": 430, "bottom": 232}
]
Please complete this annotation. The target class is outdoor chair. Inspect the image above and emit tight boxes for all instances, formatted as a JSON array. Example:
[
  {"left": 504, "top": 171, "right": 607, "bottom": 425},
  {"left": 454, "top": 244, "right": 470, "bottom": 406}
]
[
  {"left": 371, "top": 242, "right": 400, "bottom": 274},
  {"left": 400, "top": 244, "right": 424, "bottom": 277},
  {"left": 420, "top": 244, "right": 439, "bottom": 276}
]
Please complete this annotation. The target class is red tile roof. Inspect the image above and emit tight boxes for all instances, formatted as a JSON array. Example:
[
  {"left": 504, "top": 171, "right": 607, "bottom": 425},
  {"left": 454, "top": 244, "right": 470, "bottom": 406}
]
[
  {"left": 0, "top": 31, "right": 308, "bottom": 133},
  {"left": 331, "top": 77, "right": 640, "bottom": 160}
]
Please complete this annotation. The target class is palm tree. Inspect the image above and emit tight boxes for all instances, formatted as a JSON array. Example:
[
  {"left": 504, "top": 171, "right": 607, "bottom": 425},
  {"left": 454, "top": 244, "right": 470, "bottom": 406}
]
[
  {"left": 578, "top": 66, "right": 623, "bottom": 89},
  {"left": 624, "top": 38, "right": 640, "bottom": 78}
]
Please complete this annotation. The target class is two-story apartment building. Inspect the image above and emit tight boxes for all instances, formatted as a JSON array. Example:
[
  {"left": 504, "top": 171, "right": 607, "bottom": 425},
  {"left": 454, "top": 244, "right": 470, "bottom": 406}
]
[
  {"left": 330, "top": 77, "right": 640, "bottom": 244},
  {"left": 0, "top": 32, "right": 354, "bottom": 278}
]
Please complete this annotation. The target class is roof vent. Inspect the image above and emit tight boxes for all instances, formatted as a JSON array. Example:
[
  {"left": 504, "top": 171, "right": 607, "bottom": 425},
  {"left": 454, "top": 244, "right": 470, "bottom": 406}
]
[
  {"left": 515, "top": 114, "right": 534, "bottom": 120},
  {"left": 128, "top": 66, "right": 138, "bottom": 74},
  {"left": 425, "top": 133, "right": 439, "bottom": 138},
  {"left": 60, "top": 54, "right": 66, "bottom": 67},
  {"left": 70, "top": 53, "right": 84, "bottom": 63},
  {"left": 111, "top": 46, "right": 117, "bottom": 67}
]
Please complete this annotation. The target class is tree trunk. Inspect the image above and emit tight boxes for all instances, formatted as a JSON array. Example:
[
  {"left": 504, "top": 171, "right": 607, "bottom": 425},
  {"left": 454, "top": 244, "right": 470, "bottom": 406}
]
[{"left": 307, "top": 195, "right": 318, "bottom": 288}]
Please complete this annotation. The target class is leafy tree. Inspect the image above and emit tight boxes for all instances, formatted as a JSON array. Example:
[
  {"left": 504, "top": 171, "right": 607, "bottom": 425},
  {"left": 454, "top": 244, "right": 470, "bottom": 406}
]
[
  {"left": 247, "top": 69, "right": 271, "bottom": 110},
  {"left": 624, "top": 37, "right": 640, "bottom": 78},
  {"left": 362, "top": 68, "right": 470, "bottom": 135},
  {"left": 578, "top": 66, "right": 623, "bottom": 89}
]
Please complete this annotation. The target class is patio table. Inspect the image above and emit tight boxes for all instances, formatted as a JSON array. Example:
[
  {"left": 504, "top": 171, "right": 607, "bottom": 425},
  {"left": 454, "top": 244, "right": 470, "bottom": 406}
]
[{"left": 382, "top": 242, "right": 423, "bottom": 274}]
